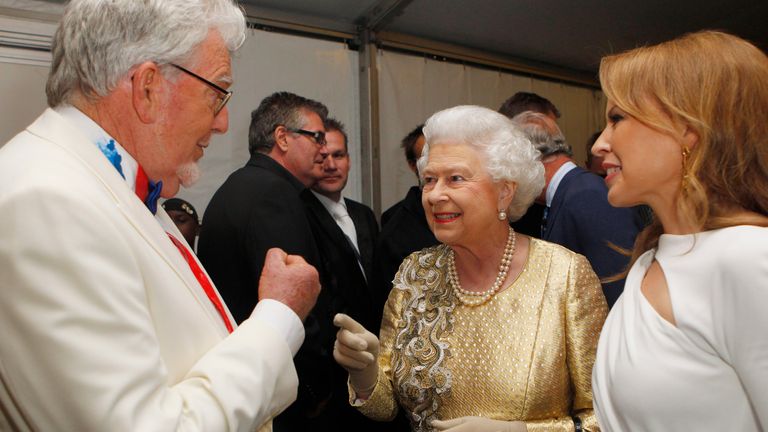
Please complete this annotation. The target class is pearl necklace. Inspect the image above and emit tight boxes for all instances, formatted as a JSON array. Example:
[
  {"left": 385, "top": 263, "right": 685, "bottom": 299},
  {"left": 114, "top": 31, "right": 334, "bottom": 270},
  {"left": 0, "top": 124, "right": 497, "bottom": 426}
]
[{"left": 448, "top": 226, "right": 517, "bottom": 307}]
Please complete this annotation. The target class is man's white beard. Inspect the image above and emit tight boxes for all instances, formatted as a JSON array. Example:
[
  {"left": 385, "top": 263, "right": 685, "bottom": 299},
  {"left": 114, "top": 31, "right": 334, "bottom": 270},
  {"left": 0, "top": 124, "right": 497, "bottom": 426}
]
[{"left": 177, "top": 162, "right": 200, "bottom": 188}]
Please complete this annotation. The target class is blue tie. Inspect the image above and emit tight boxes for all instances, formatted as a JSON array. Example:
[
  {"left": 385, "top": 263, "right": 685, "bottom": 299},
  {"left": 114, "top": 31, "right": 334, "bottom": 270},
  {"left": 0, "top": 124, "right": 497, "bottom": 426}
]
[
  {"left": 145, "top": 180, "right": 163, "bottom": 214},
  {"left": 541, "top": 206, "right": 550, "bottom": 237}
]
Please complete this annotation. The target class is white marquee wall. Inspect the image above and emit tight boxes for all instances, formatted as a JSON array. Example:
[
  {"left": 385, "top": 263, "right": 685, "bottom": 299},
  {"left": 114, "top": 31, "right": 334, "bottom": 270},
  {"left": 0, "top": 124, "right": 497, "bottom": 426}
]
[
  {"left": 190, "top": 28, "right": 361, "bottom": 215},
  {"left": 0, "top": 10, "right": 605, "bottom": 219},
  {"left": 378, "top": 50, "right": 606, "bottom": 211}
]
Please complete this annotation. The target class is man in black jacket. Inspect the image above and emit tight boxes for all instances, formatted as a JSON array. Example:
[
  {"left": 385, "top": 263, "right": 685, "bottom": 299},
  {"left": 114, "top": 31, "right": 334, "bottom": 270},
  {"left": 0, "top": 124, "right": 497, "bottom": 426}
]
[
  {"left": 306, "top": 118, "right": 387, "bottom": 430},
  {"left": 374, "top": 125, "right": 438, "bottom": 320},
  {"left": 198, "top": 91, "right": 333, "bottom": 431}
]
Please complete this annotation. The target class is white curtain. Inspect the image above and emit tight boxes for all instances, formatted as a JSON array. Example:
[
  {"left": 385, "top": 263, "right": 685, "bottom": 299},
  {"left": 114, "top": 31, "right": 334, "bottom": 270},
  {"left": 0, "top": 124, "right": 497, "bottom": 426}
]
[
  {"left": 186, "top": 28, "right": 361, "bottom": 215},
  {"left": 0, "top": 12, "right": 606, "bottom": 218},
  {"left": 0, "top": 24, "right": 362, "bottom": 218},
  {"left": 378, "top": 49, "right": 606, "bottom": 212},
  {"left": 0, "top": 59, "right": 48, "bottom": 144}
]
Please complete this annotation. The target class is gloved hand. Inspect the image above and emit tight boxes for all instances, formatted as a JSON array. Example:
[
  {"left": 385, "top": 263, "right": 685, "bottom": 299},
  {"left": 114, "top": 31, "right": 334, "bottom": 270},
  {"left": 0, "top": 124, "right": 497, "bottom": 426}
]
[
  {"left": 431, "top": 416, "right": 527, "bottom": 432},
  {"left": 332, "top": 313, "right": 380, "bottom": 397}
]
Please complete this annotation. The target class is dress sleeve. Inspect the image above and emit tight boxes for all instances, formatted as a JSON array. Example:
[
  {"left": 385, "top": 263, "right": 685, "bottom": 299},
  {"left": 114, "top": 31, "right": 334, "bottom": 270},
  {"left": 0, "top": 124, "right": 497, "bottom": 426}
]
[
  {"left": 527, "top": 253, "right": 607, "bottom": 432},
  {"left": 718, "top": 238, "right": 768, "bottom": 427}
]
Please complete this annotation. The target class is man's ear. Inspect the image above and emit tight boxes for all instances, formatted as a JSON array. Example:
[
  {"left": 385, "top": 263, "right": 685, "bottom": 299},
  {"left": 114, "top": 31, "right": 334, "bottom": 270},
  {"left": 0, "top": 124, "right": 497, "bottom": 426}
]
[
  {"left": 498, "top": 181, "right": 517, "bottom": 211},
  {"left": 274, "top": 125, "right": 290, "bottom": 152},
  {"left": 131, "top": 62, "right": 164, "bottom": 124}
]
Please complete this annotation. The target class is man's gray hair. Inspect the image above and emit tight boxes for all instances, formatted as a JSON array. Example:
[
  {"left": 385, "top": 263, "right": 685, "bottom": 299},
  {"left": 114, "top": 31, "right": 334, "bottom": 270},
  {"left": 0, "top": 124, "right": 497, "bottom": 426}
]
[
  {"left": 418, "top": 105, "right": 545, "bottom": 221},
  {"left": 46, "top": 0, "right": 247, "bottom": 107},
  {"left": 248, "top": 91, "right": 328, "bottom": 156},
  {"left": 510, "top": 111, "right": 573, "bottom": 157}
]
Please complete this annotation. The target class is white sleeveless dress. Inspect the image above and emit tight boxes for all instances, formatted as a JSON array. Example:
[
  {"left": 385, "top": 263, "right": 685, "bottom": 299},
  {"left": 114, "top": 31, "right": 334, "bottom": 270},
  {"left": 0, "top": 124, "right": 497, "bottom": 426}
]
[{"left": 592, "top": 226, "right": 768, "bottom": 431}]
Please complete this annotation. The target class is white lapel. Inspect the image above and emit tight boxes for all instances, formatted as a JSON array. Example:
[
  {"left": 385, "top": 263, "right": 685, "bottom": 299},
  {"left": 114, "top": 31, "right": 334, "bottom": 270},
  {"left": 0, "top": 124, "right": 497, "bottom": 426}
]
[{"left": 26, "top": 109, "right": 233, "bottom": 335}]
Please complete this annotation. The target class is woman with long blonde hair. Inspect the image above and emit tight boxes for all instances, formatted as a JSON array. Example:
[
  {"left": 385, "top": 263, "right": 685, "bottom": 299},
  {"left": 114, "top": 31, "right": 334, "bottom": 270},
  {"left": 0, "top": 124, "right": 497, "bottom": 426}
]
[{"left": 591, "top": 30, "right": 768, "bottom": 431}]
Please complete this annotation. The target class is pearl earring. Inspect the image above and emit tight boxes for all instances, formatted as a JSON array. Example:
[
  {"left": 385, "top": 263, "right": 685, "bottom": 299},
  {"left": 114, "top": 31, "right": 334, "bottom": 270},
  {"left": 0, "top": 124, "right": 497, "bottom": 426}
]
[{"left": 498, "top": 210, "right": 507, "bottom": 220}]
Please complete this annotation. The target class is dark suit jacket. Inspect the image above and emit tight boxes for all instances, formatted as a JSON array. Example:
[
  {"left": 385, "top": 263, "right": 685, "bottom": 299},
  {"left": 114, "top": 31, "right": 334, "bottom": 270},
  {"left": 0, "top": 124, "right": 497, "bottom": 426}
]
[
  {"left": 346, "top": 198, "right": 379, "bottom": 282},
  {"left": 197, "top": 153, "right": 333, "bottom": 430},
  {"left": 511, "top": 202, "right": 545, "bottom": 238},
  {"left": 380, "top": 197, "right": 402, "bottom": 227},
  {"left": 302, "top": 193, "right": 394, "bottom": 430},
  {"left": 542, "top": 166, "right": 642, "bottom": 307},
  {"left": 303, "top": 193, "right": 379, "bottom": 330},
  {"left": 372, "top": 186, "right": 439, "bottom": 326}
]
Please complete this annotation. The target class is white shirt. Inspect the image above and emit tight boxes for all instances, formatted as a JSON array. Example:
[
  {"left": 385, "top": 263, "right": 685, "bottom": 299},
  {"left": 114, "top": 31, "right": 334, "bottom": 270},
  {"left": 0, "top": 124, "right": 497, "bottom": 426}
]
[
  {"left": 311, "top": 190, "right": 367, "bottom": 279},
  {"left": 312, "top": 191, "right": 359, "bottom": 252},
  {"left": 545, "top": 160, "right": 576, "bottom": 207},
  {"left": 593, "top": 225, "right": 768, "bottom": 431}
]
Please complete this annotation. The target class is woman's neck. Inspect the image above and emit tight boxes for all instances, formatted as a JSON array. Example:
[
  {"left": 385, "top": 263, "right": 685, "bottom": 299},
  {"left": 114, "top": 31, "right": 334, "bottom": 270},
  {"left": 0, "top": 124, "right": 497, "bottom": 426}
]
[
  {"left": 451, "top": 223, "right": 513, "bottom": 291},
  {"left": 647, "top": 194, "right": 697, "bottom": 235}
]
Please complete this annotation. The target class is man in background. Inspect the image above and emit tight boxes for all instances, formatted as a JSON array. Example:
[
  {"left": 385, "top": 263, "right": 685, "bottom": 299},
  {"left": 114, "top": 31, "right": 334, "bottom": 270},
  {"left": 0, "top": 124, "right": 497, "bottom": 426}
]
[
  {"left": 162, "top": 197, "right": 201, "bottom": 251},
  {"left": 198, "top": 91, "right": 334, "bottom": 431},
  {"left": 585, "top": 131, "right": 607, "bottom": 177},
  {"left": 306, "top": 118, "right": 385, "bottom": 430},
  {"left": 310, "top": 118, "right": 379, "bottom": 291},
  {"left": 512, "top": 111, "right": 642, "bottom": 307},
  {"left": 373, "top": 124, "right": 438, "bottom": 317},
  {"left": 0, "top": 1, "right": 319, "bottom": 430},
  {"left": 498, "top": 91, "right": 558, "bottom": 237},
  {"left": 499, "top": 91, "right": 560, "bottom": 122},
  {"left": 380, "top": 124, "right": 426, "bottom": 225}
]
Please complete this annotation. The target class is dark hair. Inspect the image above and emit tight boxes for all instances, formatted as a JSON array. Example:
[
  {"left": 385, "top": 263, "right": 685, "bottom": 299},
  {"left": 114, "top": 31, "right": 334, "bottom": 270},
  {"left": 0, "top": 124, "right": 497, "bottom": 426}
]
[
  {"left": 161, "top": 198, "right": 199, "bottom": 222},
  {"left": 585, "top": 131, "right": 602, "bottom": 166},
  {"left": 401, "top": 124, "right": 425, "bottom": 164},
  {"left": 498, "top": 92, "right": 561, "bottom": 119},
  {"left": 324, "top": 117, "right": 348, "bottom": 152},
  {"left": 248, "top": 91, "right": 328, "bottom": 156}
]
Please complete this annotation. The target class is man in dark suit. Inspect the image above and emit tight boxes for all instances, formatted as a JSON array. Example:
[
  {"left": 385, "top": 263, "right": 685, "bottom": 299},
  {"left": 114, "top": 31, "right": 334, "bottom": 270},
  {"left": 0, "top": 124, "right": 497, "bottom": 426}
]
[
  {"left": 381, "top": 124, "right": 425, "bottom": 225},
  {"left": 374, "top": 125, "right": 439, "bottom": 318},
  {"left": 308, "top": 118, "right": 379, "bottom": 330},
  {"left": 306, "top": 118, "right": 389, "bottom": 430},
  {"left": 498, "top": 91, "right": 561, "bottom": 238},
  {"left": 512, "top": 111, "right": 642, "bottom": 308},
  {"left": 198, "top": 91, "right": 334, "bottom": 431}
]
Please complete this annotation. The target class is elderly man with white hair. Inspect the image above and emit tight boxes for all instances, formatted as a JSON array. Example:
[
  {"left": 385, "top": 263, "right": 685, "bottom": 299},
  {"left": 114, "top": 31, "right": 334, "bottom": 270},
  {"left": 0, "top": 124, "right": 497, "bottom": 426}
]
[
  {"left": 0, "top": 1, "right": 320, "bottom": 431},
  {"left": 511, "top": 110, "right": 641, "bottom": 308}
]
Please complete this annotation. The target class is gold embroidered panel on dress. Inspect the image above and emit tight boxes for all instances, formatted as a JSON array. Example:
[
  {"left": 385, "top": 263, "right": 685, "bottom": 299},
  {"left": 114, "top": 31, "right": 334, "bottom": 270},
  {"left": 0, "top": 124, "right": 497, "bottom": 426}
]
[{"left": 390, "top": 245, "right": 455, "bottom": 430}]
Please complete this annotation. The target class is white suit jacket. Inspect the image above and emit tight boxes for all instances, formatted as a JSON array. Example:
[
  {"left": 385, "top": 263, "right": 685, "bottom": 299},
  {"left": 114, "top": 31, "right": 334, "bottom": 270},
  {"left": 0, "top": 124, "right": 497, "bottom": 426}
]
[{"left": 0, "top": 109, "right": 298, "bottom": 431}]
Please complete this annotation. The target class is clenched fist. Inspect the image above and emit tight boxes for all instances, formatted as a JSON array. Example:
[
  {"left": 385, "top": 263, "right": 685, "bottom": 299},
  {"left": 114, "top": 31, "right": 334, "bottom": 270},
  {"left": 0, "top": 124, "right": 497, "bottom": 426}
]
[{"left": 258, "top": 248, "right": 320, "bottom": 321}]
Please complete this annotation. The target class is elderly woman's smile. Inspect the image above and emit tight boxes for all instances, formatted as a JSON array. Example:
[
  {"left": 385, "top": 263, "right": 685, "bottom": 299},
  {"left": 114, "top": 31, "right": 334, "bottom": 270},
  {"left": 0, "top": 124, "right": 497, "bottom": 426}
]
[{"left": 433, "top": 213, "right": 461, "bottom": 223}]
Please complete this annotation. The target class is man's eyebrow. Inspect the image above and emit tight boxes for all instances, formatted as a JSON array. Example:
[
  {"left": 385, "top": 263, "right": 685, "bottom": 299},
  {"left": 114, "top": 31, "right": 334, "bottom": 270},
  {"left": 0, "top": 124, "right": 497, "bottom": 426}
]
[{"left": 216, "top": 74, "right": 233, "bottom": 86}]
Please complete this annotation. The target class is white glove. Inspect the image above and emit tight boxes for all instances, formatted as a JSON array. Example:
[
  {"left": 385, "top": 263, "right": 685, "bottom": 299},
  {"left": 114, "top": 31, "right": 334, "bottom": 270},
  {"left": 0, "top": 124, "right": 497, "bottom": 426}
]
[
  {"left": 431, "top": 416, "right": 527, "bottom": 432},
  {"left": 332, "top": 313, "right": 380, "bottom": 396}
]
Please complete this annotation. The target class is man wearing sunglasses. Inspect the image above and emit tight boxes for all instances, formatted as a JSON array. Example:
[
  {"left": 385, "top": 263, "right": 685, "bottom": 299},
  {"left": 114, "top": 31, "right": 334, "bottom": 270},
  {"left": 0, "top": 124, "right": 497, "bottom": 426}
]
[
  {"left": 199, "top": 91, "right": 335, "bottom": 431},
  {"left": 0, "top": 1, "right": 321, "bottom": 431}
]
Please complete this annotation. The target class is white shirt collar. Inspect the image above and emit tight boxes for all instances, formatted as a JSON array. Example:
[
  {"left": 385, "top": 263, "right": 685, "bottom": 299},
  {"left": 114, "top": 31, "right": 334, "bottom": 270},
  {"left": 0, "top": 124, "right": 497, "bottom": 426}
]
[
  {"left": 311, "top": 190, "right": 347, "bottom": 217},
  {"left": 54, "top": 105, "right": 139, "bottom": 189},
  {"left": 53, "top": 105, "right": 174, "bottom": 228},
  {"left": 545, "top": 161, "right": 577, "bottom": 207}
]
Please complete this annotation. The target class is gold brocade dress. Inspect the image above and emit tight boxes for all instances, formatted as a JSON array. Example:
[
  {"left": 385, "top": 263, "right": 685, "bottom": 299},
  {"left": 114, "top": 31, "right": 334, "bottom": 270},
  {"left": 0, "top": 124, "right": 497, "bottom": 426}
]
[{"left": 353, "top": 240, "right": 607, "bottom": 432}]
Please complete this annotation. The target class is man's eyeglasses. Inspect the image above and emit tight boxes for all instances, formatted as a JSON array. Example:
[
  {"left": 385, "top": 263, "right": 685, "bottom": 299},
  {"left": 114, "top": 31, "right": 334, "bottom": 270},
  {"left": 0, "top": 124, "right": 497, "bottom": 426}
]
[
  {"left": 287, "top": 128, "right": 326, "bottom": 146},
  {"left": 170, "top": 63, "right": 232, "bottom": 115}
]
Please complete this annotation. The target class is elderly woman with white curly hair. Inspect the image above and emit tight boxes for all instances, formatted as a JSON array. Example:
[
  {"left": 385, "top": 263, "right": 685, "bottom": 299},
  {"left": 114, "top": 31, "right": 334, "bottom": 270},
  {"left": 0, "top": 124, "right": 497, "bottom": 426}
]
[{"left": 333, "top": 105, "right": 607, "bottom": 432}]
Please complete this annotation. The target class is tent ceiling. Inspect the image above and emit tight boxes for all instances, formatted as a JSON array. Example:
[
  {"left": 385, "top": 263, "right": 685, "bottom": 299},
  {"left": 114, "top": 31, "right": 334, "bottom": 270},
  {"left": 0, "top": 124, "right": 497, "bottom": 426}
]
[{"left": 242, "top": 0, "right": 767, "bottom": 77}]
